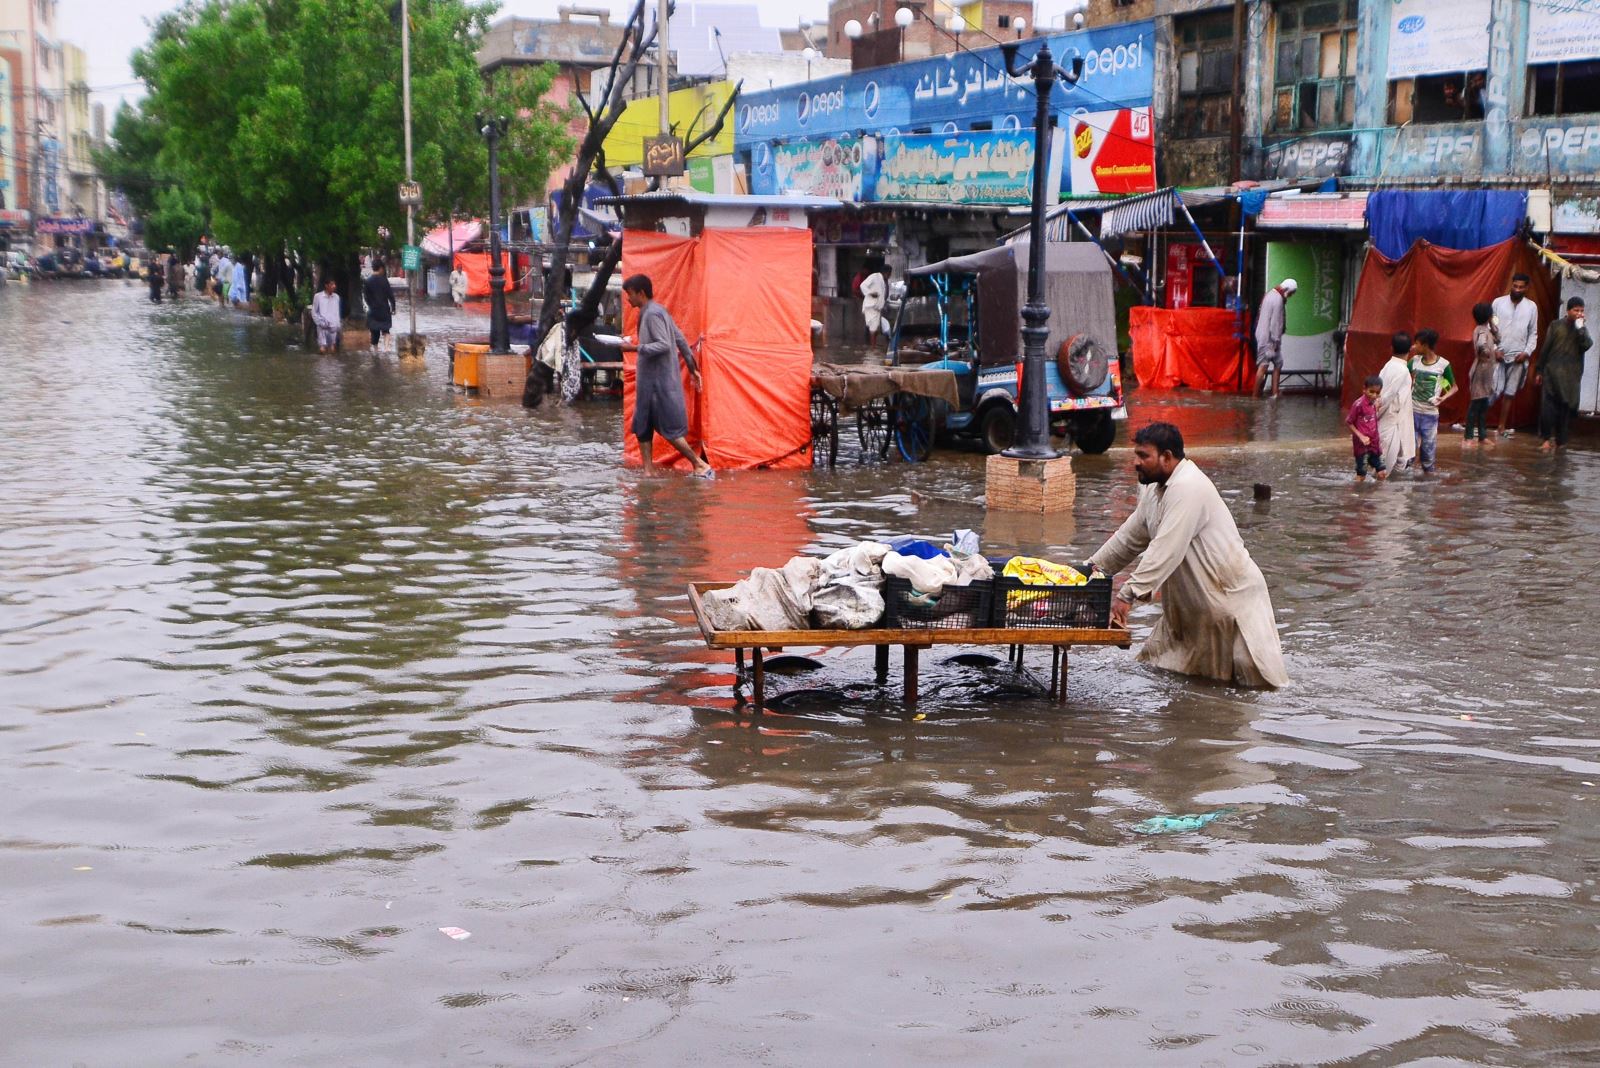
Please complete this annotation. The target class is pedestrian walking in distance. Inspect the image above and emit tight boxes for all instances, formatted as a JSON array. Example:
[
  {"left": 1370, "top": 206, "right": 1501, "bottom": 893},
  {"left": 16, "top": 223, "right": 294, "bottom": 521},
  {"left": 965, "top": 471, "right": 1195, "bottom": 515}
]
[
  {"left": 1253, "top": 277, "right": 1297, "bottom": 398},
  {"left": 363, "top": 259, "right": 396, "bottom": 351},
  {"left": 1489, "top": 272, "right": 1538, "bottom": 437},
  {"left": 146, "top": 256, "right": 164, "bottom": 303},
  {"left": 1536, "top": 296, "right": 1592, "bottom": 451},
  {"left": 1465, "top": 302, "right": 1500, "bottom": 446},
  {"left": 860, "top": 263, "right": 892, "bottom": 352},
  {"left": 619, "top": 273, "right": 713, "bottom": 479},
  {"left": 312, "top": 278, "right": 342, "bottom": 355}
]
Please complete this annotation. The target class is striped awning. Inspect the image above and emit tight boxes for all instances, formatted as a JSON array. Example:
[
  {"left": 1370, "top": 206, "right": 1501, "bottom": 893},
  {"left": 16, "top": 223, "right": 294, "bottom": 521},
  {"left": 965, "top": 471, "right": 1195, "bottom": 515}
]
[{"left": 1099, "top": 188, "right": 1178, "bottom": 238}]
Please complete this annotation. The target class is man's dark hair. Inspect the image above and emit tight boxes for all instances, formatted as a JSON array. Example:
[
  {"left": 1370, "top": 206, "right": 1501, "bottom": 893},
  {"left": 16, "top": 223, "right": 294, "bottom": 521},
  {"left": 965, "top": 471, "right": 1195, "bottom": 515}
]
[
  {"left": 1569, "top": 296, "right": 1586, "bottom": 311},
  {"left": 622, "top": 273, "right": 653, "bottom": 298},
  {"left": 1133, "top": 421, "right": 1185, "bottom": 458},
  {"left": 1364, "top": 374, "right": 1383, "bottom": 389},
  {"left": 1472, "top": 301, "right": 1493, "bottom": 325},
  {"left": 1511, "top": 272, "right": 1531, "bottom": 285},
  {"left": 372, "top": 258, "right": 385, "bottom": 272},
  {"left": 1391, "top": 331, "right": 1412, "bottom": 355},
  {"left": 1415, "top": 328, "right": 1439, "bottom": 348}
]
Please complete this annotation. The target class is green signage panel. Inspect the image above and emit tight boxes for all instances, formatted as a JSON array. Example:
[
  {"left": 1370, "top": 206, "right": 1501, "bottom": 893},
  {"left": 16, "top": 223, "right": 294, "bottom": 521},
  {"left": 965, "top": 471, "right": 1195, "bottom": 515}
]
[{"left": 401, "top": 244, "right": 422, "bottom": 271}]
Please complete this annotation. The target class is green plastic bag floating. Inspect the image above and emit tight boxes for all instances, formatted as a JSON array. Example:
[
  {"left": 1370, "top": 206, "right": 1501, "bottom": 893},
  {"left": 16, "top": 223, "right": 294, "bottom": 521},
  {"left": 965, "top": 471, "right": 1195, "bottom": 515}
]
[{"left": 1131, "top": 809, "right": 1234, "bottom": 835}]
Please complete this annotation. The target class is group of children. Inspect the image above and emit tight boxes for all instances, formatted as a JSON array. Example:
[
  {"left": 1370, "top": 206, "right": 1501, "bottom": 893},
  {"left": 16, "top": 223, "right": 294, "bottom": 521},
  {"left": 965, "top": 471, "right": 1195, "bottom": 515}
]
[{"left": 1344, "top": 322, "right": 1480, "bottom": 481}]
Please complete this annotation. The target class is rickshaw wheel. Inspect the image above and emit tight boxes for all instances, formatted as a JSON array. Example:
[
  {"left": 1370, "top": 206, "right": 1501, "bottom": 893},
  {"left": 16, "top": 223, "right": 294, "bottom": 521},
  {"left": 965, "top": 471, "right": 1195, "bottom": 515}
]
[
  {"left": 857, "top": 396, "right": 892, "bottom": 460},
  {"left": 1073, "top": 410, "right": 1117, "bottom": 454},
  {"left": 810, "top": 389, "right": 839, "bottom": 468},
  {"left": 979, "top": 404, "right": 1016, "bottom": 454},
  {"left": 892, "top": 394, "right": 935, "bottom": 463}
]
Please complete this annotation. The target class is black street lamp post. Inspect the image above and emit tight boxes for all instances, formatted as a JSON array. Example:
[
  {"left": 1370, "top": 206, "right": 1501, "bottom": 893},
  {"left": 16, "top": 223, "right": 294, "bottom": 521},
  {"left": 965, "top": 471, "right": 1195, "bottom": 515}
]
[
  {"left": 999, "top": 42, "right": 1081, "bottom": 459},
  {"left": 479, "top": 113, "right": 512, "bottom": 354}
]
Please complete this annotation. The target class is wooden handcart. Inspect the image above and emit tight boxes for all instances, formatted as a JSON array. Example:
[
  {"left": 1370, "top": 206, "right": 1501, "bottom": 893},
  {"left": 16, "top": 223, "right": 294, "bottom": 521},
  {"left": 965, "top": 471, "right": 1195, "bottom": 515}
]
[
  {"left": 689, "top": 582, "right": 1132, "bottom": 712},
  {"left": 809, "top": 364, "right": 961, "bottom": 467}
]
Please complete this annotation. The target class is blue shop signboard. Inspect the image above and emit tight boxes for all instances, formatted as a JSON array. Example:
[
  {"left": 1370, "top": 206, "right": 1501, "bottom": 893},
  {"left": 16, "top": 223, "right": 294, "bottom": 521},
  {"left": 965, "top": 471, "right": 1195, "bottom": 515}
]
[
  {"left": 876, "top": 130, "right": 1060, "bottom": 205},
  {"left": 735, "top": 20, "right": 1155, "bottom": 147}
]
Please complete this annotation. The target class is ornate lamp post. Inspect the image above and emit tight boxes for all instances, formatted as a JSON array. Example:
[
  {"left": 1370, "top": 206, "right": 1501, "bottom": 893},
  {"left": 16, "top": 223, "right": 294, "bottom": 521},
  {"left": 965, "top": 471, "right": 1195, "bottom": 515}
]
[
  {"left": 478, "top": 113, "right": 512, "bottom": 354},
  {"left": 998, "top": 41, "right": 1082, "bottom": 459}
]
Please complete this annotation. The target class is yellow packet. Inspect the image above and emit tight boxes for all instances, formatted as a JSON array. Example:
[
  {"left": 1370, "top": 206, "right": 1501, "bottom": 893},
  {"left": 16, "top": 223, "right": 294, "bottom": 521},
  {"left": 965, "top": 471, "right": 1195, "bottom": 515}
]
[{"left": 1001, "top": 556, "right": 1088, "bottom": 587}]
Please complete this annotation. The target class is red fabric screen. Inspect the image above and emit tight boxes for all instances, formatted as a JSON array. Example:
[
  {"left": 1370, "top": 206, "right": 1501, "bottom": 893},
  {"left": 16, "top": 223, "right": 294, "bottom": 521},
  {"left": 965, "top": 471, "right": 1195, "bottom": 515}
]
[
  {"left": 699, "top": 228, "right": 814, "bottom": 470},
  {"left": 1130, "top": 306, "right": 1247, "bottom": 392},
  {"left": 452, "top": 251, "right": 526, "bottom": 299},
  {"left": 1343, "top": 238, "right": 1556, "bottom": 427},
  {"left": 618, "top": 227, "right": 814, "bottom": 471}
]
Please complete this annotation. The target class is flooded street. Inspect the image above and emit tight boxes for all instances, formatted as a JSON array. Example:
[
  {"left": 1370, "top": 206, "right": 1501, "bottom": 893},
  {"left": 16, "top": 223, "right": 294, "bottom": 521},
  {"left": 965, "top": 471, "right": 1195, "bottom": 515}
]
[{"left": 4, "top": 281, "right": 1600, "bottom": 1065}]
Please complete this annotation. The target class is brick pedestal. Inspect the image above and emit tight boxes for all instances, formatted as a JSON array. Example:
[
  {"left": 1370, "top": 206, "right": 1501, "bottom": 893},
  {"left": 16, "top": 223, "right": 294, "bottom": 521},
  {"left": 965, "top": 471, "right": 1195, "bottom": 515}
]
[{"left": 985, "top": 453, "right": 1075, "bottom": 514}]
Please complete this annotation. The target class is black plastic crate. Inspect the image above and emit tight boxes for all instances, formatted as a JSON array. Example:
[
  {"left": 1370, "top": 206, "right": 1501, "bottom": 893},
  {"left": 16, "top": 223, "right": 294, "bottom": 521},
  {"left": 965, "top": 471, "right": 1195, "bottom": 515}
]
[
  {"left": 882, "top": 576, "right": 994, "bottom": 630},
  {"left": 992, "top": 575, "right": 1112, "bottom": 629}
]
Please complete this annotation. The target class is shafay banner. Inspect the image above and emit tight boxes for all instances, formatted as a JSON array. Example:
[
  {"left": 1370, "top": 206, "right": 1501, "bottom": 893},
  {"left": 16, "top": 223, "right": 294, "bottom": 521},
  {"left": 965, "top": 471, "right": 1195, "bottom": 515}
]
[
  {"left": 1264, "top": 240, "right": 1343, "bottom": 375},
  {"left": 1386, "top": 0, "right": 1490, "bottom": 78},
  {"left": 1529, "top": 0, "right": 1600, "bottom": 63},
  {"left": 877, "top": 129, "right": 1064, "bottom": 205},
  {"left": 772, "top": 137, "right": 873, "bottom": 200},
  {"left": 1067, "top": 107, "right": 1156, "bottom": 195},
  {"left": 0, "top": 56, "right": 15, "bottom": 214}
]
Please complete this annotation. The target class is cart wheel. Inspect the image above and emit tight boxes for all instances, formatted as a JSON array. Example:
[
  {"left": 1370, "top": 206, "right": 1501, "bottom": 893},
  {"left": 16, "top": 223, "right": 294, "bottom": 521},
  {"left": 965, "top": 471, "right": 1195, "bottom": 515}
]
[
  {"left": 857, "top": 396, "right": 891, "bottom": 460},
  {"left": 810, "top": 388, "right": 839, "bottom": 468},
  {"left": 892, "top": 393, "right": 935, "bottom": 463}
]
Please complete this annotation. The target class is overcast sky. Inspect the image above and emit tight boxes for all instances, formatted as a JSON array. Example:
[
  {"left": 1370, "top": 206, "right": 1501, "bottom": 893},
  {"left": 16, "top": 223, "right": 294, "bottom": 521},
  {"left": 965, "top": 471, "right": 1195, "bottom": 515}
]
[{"left": 62, "top": 0, "right": 1085, "bottom": 113}]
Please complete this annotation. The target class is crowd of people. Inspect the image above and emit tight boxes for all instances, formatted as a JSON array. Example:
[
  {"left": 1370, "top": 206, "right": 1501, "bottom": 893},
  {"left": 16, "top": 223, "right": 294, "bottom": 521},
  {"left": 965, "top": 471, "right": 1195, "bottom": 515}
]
[{"left": 1342, "top": 273, "right": 1592, "bottom": 481}]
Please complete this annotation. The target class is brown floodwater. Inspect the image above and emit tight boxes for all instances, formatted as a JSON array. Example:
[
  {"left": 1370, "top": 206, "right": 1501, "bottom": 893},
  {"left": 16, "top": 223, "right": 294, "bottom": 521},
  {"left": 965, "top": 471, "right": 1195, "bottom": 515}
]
[{"left": 3, "top": 281, "right": 1600, "bottom": 1065}]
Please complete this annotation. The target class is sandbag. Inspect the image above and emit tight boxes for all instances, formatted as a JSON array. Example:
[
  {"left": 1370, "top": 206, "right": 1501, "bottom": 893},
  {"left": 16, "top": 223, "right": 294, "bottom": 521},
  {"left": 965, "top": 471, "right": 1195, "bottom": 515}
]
[
  {"left": 701, "top": 557, "right": 820, "bottom": 632},
  {"left": 811, "top": 541, "right": 890, "bottom": 630}
]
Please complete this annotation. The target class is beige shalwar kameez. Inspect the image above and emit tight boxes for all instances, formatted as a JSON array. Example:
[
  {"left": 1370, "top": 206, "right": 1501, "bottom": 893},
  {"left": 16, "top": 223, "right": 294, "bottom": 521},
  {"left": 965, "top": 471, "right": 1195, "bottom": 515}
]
[
  {"left": 1377, "top": 355, "right": 1417, "bottom": 471},
  {"left": 1090, "top": 459, "right": 1290, "bottom": 689}
]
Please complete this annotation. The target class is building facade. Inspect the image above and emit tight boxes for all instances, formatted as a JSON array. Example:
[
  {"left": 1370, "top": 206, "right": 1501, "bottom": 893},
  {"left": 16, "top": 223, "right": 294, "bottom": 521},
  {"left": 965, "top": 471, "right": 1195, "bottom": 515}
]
[{"left": 824, "top": 0, "right": 1036, "bottom": 65}]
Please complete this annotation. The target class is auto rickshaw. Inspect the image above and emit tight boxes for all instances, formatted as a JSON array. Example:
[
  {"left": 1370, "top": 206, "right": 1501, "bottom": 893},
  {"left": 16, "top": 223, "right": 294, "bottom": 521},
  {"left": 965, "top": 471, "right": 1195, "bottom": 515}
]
[{"left": 888, "top": 240, "right": 1125, "bottom": 455}]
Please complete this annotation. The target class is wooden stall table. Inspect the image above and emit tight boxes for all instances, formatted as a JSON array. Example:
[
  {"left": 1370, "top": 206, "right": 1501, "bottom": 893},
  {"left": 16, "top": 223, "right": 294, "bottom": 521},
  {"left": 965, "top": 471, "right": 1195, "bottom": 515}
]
[{"left": 689, "top": 582, "right": 1132, "bottom": 712}]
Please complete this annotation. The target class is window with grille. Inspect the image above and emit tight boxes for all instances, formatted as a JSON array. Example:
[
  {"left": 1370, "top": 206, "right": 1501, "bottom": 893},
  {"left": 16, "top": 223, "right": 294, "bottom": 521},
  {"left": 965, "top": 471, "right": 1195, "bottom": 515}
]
[
  {"left": 1388, "top": 71, "right": 1487, "bottom": 124},
  {"left": 1528, "top": 60, "right": 1600, "bottom": 117},
  {"left": 1174, "top": 11, "right": 1236, "bottom": 138},
  {"left": 1271, "top": 0, "right": 1357, "bottom": 132}
]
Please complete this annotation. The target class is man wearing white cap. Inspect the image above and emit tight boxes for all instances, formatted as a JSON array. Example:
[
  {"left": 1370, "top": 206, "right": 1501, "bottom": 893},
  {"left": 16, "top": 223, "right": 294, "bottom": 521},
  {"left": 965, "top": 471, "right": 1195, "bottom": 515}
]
[{"left": 1254, "top": 278, "right": 1297, "bottom": 398}]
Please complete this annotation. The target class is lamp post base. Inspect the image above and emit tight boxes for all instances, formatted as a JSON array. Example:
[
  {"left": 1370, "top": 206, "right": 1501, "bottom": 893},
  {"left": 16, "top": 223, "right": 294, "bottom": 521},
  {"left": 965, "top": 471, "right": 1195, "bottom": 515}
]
[
  {"left": 397, "top": 333, "right": 428, "bottom": 359},
  {"left": 985, "top": 453, "right": 1075, "bottom": 515}
]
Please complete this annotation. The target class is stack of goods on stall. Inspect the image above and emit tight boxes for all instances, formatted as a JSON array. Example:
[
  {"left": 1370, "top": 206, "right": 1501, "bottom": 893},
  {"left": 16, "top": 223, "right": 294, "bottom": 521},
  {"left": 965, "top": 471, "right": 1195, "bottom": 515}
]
[{"left": 700, "top": 532, "right": 1112, "bottom": 632}]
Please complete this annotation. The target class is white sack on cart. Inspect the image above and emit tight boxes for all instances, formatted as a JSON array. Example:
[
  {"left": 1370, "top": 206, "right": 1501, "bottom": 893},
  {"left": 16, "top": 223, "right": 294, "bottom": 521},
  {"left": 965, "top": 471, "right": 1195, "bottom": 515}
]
[
  {"left": 811, "top": 541, "right": 890, "bottom": 630},
  {"left": 701, "top": 557, "right": 821, "bottom": 632}
]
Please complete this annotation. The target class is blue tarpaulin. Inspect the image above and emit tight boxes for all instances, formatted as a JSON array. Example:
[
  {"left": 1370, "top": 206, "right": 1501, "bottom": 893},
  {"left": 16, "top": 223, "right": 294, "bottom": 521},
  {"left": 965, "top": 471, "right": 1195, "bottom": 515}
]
[{"left": 1367, "top": 190, "right": 1529, "bottom": 259}]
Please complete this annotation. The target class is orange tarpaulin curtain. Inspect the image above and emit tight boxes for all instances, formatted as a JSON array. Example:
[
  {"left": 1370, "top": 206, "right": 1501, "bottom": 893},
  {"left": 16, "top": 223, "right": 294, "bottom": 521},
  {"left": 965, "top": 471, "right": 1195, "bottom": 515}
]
[
  {"left": 1130, "top": 306, "right": 1246, "bottom": 392},
  {"left": 621, "top": 231, "right": 705, "bottom": 470},
  {"left": 452, "top": 252, "right": 492, "bottom": 298},
  {"left": 1343, "top": 238, "right": 1556, "bottom": 427},
  {"left": 699, "top": 228, "right": 814, "bottom": 470},
  {"left": 618, "top": 227, "right": 815, "bottom": 471}
]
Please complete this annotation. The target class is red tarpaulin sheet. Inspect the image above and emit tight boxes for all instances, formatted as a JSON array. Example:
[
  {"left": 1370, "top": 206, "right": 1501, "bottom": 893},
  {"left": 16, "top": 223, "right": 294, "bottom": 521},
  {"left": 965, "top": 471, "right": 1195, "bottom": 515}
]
[
  {"left": 453, "top": 251, "right": 527, "bottom": 298},
  {"left": 422, "top": 219, "right": 484, "bottom": 256},
  {"left": 620, "top": 227, "right": 813, "bottom": 470},
  {"left": 1130, "top": 306, "right": 1247, "bottom": 392},
  {"left": 1343, "top": 238, "right": 1555, "bottom": 427}
]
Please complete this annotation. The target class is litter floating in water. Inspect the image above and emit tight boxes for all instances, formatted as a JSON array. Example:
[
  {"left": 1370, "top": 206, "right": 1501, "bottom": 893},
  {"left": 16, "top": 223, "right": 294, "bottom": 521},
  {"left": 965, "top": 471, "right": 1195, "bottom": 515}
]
[
  {"left": 1131, "top": 809, "right": 1233, "bottom": 835},
  {"left": 438, "top": 926, "right": 472, "bottom": 941}
]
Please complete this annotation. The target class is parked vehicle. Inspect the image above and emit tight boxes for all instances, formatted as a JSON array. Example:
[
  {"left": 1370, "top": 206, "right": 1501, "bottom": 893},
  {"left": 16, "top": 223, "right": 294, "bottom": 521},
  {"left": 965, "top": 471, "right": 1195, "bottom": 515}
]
[
  {"left": 890, "top": 241, "right": 1126, "bottom": 455},
  {"left": 3, "top": 250, "right": 32, "bottom": 280}
]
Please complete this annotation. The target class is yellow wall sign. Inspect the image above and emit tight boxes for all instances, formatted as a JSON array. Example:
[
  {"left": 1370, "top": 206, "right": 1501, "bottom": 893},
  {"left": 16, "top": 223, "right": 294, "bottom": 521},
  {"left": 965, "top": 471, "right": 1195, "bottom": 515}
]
[{"left": 603, "top": 82, "right": 735, "bottom": 167}]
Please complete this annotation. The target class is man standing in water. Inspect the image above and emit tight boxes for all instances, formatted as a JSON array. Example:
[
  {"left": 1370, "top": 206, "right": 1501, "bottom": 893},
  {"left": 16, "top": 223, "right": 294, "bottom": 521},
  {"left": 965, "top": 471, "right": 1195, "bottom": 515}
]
[
  {"left": 1535, "top": 296, "right": 1592, "bottom": 451},
  {"left": 860, "top": 262, "right": 891, "bottom": 352},
  {"left": 1490, "top": 272, "right": 1539, "bottom": 437},
  {"left": 363, "top": 259, "right": 396, "bottom": 351},
  {"left": 1089, "top": 422, "right": 1289, "bottom": 688},
  {"left": 620, "top": 274, "right": 713, "bottom": 478},
  {"left": 1253, "top": 277, "right": 1297, "bottom": 398}
]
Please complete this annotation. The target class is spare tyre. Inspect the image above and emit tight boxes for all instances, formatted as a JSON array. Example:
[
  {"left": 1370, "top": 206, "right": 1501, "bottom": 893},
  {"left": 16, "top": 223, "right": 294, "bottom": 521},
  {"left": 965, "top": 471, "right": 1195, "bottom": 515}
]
[{"left": 1057, "top": 334, "right": 1109, "bottom": 396}]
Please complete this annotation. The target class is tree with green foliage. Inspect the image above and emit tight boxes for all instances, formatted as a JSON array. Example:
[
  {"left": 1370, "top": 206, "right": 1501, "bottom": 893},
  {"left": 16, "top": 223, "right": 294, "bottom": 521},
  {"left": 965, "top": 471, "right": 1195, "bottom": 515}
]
[
  {"left": 124, "top": 0, "right": 570, "bottom": 312},
  {"left": 92, "top": 104, "right": 211, "bottom": 258}
]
